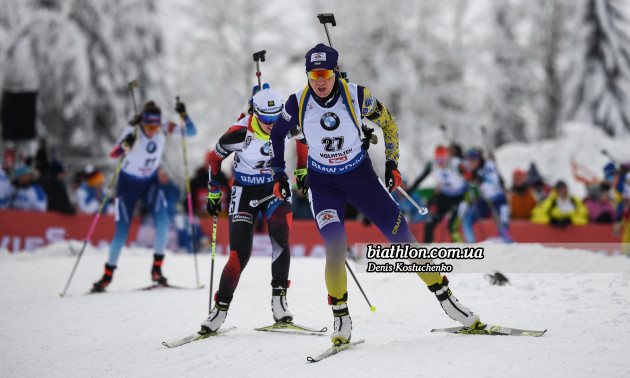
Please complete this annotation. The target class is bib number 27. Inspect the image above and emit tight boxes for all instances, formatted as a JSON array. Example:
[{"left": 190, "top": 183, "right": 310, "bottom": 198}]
[{"left": 322, "top": 137, "right": 344, "bottom": 152}]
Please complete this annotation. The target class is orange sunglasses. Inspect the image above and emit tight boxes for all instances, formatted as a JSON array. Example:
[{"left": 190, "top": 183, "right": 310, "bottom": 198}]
[
  {"left": 144, "top": 122, "right": 161, "bottom": 131},
  {"left": 307, "top": 69, "right": 335, "bottom": 80}
]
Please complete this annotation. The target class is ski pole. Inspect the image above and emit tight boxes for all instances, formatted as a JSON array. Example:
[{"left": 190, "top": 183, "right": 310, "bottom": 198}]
[
  {"left": 345, "top": 260, "right": 376, "bottom": 312},
  {"left": 317, "top": 13, "right": 348, "bottom": 81},
  {"left": 128, "top": 79, "right": 139, "bottom": 114},
  {"left": 317, "top": 13, "right": 337, "bottom": 48},
  {"left": 397, "top": 187, "right": 428, "bottom": 214},
  {"left": 60, "top": 158, "right": 123, "bottom": 297},
  {"left": 60, "top": 80, "right": 139, "bottom": 297},
  {"left": 250, "top": 193, "right": 275, "bottom": 208},
  {"left": 319, "top": 13, "right": 375, "bottom": 150},
  {"left": 253, "top": 50, "right": 266, "bottom": 90},
  {"left": 176, "top": 96, "right": 201, "bottom": 288},
  {"left": 209, "top": 216, "right": 218, "bottom": 313}
]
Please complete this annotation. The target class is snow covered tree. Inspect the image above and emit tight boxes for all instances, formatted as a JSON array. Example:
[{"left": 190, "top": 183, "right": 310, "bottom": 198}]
[
  {"left": 162, "top": 0, "right": 317, "bottom": 179},
  {"left": 487, "top": 0, "right": 532, "bottom": 147},
  {"left": 527, "top": 0, "right": 579, "bottom": 140},
  {"left": 167, "top": 0, "right": 258, "bottom": 131},
  {"left": 3, "top": 4, "right": 91, "bottom": 152},
  {"left": 568, "top": 0, "right": 630, "bottom": 136},
  {"left": 0, "top": 0, "right": 170, "bottom": 170},
  {"left": 67, "top": 0, "right": 169, "bottom": 155},
  {"left": 329, "top": 1, "right": 481, "bottom": 175}
]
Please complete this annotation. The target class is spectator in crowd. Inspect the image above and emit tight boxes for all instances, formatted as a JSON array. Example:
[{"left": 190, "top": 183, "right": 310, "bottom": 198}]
[
  {"left": 509, "top": 169, "right": 537, "bottom": 220},
  {"left": 9, "top": 166, "right": 47, "bottom": 211},
  {"left": 2, "top": 141, "right": 16, "bottom": 172},
  {"left": 583, "top": 184, "right": 616, "bottom": 223},
  {"left": 75, "top": 168, "right": 109, "bottom": 214},
  {"left": 34, "top": 138, "right": 49, "bottom": 179},
  {"left": 608, "top": 161, "right": 630, "bottom": 255},
  {"left": 40, "top": 159, "right": 76, "bottom": 215},
  {"left": 531, "top": 180, "right": 588, "bottom": 227},
  {"left": 158, "top": 168, "right": 182, "bottom": 219},
  {"left": 527, "top": 162, "right": 551, "bottom": 202},
  {"left": 71, "top": 170, "right": 87, "bottom": 191},
  {"left": 0, "top": 163, "right": 12, "bottom": 209}
]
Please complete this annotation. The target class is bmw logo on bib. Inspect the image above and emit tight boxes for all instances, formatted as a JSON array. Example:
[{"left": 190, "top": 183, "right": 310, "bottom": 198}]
[
  {"left": 260, "top": 142, "right": 270, "bottom": 156},
  {"left": 320, "top": 112, "right": 340, "bottom": 131},
  {"left": 146, "top": 141, "right": 157, "bottom": 153}
]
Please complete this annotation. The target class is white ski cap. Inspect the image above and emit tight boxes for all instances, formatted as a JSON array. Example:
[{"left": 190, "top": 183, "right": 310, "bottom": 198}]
[{"left": 252, "top": 88, "right": 283, "bottom": 116}]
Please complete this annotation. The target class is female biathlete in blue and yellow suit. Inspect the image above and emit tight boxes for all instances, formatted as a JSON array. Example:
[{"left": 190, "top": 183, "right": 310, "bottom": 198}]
[{"left": 269, "top": 44, "right": 481, "bottom": 345}]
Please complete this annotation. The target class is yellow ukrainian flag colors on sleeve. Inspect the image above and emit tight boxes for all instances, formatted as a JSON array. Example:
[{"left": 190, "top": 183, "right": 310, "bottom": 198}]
[{"left": 361, "top": 87, "right": 400, "bottom": 164}]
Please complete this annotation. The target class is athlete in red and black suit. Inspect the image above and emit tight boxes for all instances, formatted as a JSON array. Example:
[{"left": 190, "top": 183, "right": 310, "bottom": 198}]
[{"left": 201, "top": 88, "right": 307, "bottom": 332}]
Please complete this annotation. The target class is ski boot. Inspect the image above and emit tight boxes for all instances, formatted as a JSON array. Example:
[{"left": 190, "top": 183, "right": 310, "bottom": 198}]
[
  {"left": 201, "top": 293, "right": 230, "bottom": 333},
  {"left": 271, "top": 279, "right": 293, "bottom": 323},
  {"left": 151, "top": 254, "right": 168, "bottom": 286},
  {"left": 428, "top": 275, "right": 481, "bottom": 328},
  {"left": 330, "top": 293, "right": 352, "bottom": 345},
  {"left": 92, "top": 263, "right": 116, "bottom": 293}
]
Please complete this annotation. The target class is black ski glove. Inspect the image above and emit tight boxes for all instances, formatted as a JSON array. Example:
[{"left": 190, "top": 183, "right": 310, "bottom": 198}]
[
  {"left": 175, "top": 100, "right": 187, "bottom": 117},
  {"left": 273, "top": 175, "right": 291, "bottom": 200},
  {"left": 121, "top": 132, "right": 137, "bottom": 150}
]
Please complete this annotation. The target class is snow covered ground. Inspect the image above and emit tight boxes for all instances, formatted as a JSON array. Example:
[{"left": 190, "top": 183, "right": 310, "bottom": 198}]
[{"left": 1, "top": 243, "right": 630, "bottom": 377}]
